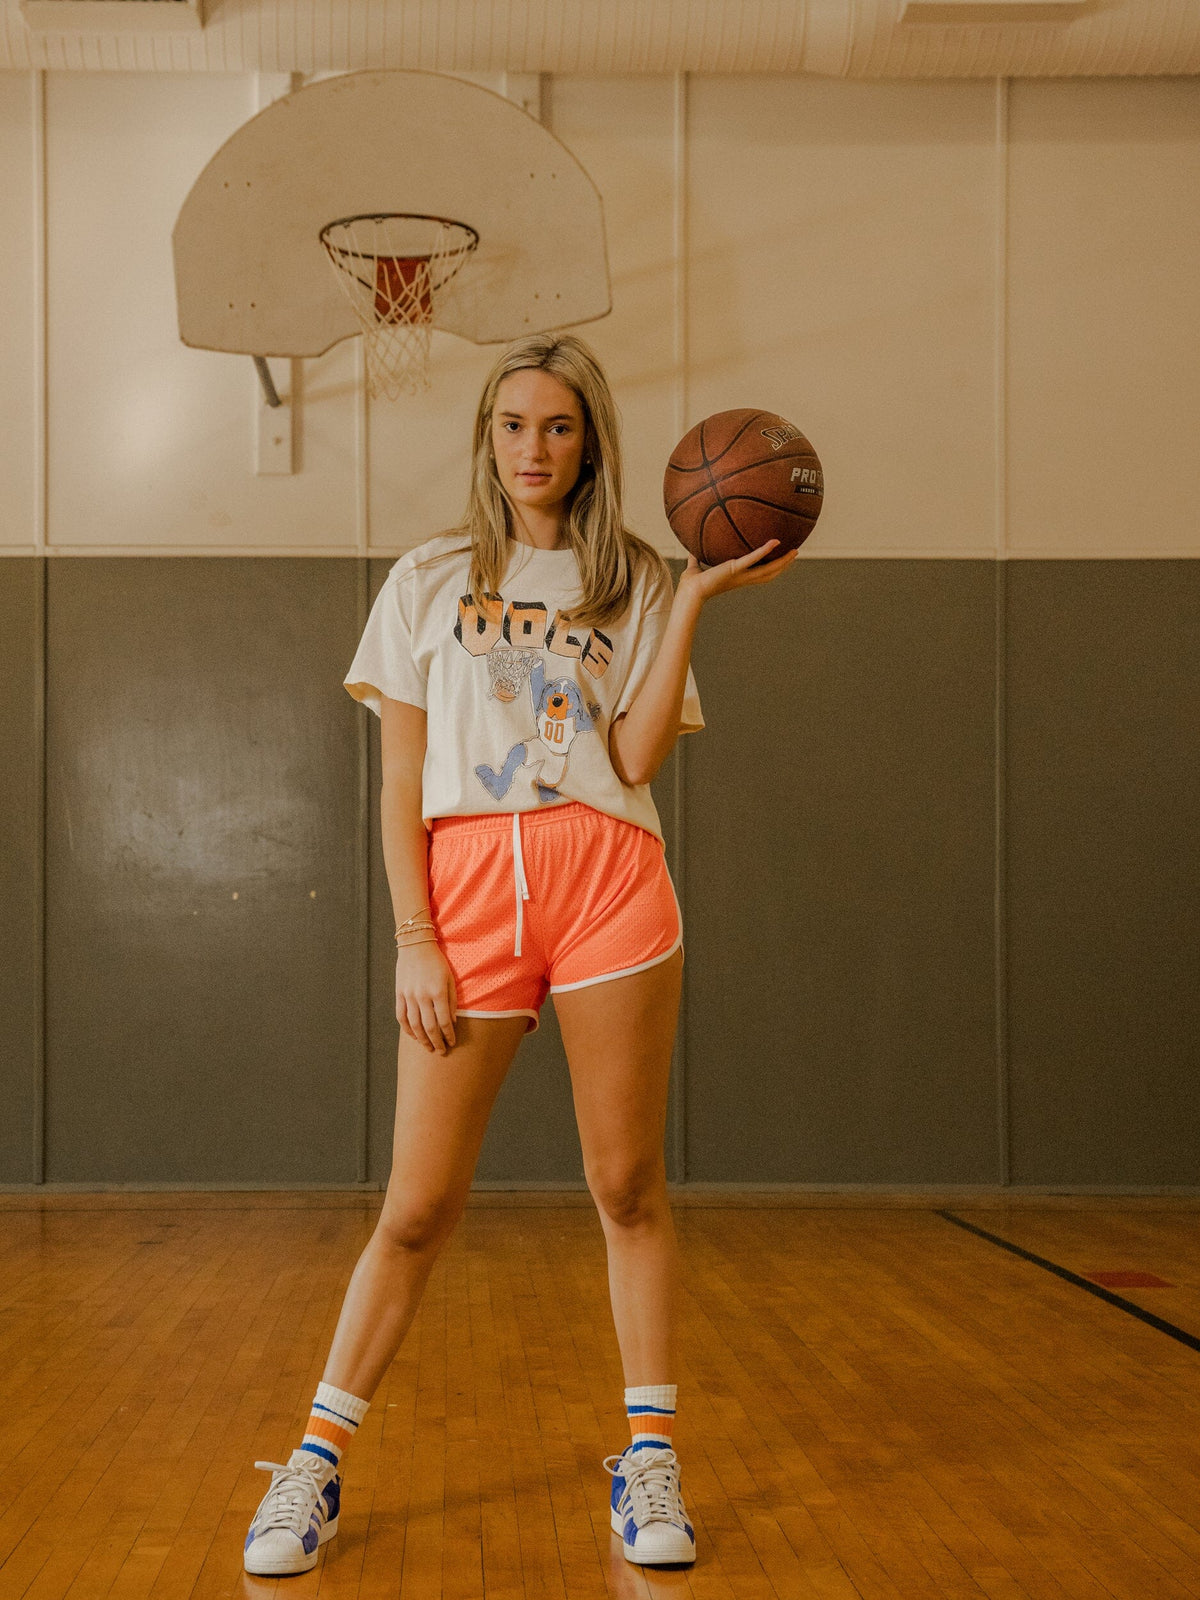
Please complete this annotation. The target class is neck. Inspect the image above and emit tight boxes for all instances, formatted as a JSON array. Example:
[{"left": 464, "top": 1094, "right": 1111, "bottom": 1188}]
[{"left": 510, "top": 502, "right": 568, "bottom": 551}]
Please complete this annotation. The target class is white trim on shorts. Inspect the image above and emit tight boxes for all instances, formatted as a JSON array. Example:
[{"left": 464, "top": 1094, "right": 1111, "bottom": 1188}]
[
  {"left": 547, "top": 861, "right": 685, "bottom": 994},
  {"left": 456, "top": 1007, "right": 542, "bottom": 1033}
]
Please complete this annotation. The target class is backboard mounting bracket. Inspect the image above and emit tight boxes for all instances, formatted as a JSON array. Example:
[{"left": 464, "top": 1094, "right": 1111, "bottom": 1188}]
[{"left": 253, "top": 356, "right": 282, "bottom": 408}]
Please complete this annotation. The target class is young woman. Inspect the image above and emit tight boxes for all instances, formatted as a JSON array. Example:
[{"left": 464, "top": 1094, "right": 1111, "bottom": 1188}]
[{"left": 243, "top": 333, "right": 798, "bottom": 1577}]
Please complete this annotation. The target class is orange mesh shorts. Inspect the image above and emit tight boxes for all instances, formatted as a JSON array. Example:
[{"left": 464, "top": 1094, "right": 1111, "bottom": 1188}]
[{"left": 427, "top": 800, "right": 684, "bottom": 1035}]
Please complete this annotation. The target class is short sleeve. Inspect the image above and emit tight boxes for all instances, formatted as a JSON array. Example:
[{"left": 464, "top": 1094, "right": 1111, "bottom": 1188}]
[
  {"left": 611, "top": 572, "right": 705, "bottom": 736},
  {"left": 343, "top": 563, "right": 427, "bottom": 717}
]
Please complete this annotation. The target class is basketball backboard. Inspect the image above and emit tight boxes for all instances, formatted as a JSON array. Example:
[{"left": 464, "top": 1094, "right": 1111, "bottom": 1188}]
[{"left": 172, "top": 69, "right": 611, "bottom": 362}]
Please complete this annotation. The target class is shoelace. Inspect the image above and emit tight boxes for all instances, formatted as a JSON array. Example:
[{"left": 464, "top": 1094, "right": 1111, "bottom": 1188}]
[
  {"left": 602, "top": 1447, "right": 685, "bottom": 1525},
  {"left": 251, "top": 1459, "right": 327, "bottom": 1536}
]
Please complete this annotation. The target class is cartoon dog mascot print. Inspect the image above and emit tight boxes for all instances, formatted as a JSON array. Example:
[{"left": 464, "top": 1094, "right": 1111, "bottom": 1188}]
[{"left": 475, "top": 656, "right": 599, "bottom": 804}]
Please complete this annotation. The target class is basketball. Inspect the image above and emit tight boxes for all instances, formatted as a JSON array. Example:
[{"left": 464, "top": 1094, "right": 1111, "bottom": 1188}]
[{"left": 663, "top": 408, "right": 824, "bottom": 566}]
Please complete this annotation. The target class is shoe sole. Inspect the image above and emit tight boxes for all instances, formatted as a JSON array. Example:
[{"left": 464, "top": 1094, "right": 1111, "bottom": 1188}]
[
  {"left": 610, "top": 1505, "right": 696, "bottom": 1565},
  {"left": 244, "top": 1513, "right": 338, "bottom": 1576}
]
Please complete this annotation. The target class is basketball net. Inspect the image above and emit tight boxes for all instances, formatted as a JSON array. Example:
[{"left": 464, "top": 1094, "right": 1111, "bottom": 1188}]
[
  {"left": 485, "top": 646, "right": 539, "bottom": 704},
  {"left": 320, "top": 214, "right": 478, "bottom": 401}
]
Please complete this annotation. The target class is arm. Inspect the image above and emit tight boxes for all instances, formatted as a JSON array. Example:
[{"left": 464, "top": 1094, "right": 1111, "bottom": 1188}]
[
  {"left": 608, "top": 585, "right": 703, "bottom": 788},
  {"left": 380, "top": 694, "right": 458, "bottom": 1056},
  {"left": 380, "top": 695, "right": 432, "bottom": 931}
]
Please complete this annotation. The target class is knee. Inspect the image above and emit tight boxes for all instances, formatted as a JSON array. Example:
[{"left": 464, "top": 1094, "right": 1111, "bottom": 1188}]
[
  {"left": 374, "top": 1195, "right": 461, "bottom": 1255},
  {"left": 588, "top": 1157, "right": 667, "bottom": 1229}
]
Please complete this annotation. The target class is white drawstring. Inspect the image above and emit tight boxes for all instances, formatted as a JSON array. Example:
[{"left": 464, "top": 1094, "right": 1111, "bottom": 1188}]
[{"left": 512, "top": 810, "right": 531, "bottom": 957}]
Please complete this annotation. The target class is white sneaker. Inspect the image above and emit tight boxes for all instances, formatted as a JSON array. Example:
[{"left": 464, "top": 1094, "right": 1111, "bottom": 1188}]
[
  {"left": 603, "top": 1444, "right": 697, "bottom": 1565},
  {"left": 243, "top": 1448, "right": 341, "bottom": 1576}
]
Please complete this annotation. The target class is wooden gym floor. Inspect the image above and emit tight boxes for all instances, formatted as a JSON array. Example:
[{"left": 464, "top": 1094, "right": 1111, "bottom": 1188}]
[{"left": 1, "top": 1191, "right": 1198, "bottom": 1600}]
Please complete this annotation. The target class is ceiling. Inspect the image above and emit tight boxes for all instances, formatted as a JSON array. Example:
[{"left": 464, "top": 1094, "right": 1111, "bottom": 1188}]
[{"left": 3, "top": 0, "right": 1198, "bottom": 76}]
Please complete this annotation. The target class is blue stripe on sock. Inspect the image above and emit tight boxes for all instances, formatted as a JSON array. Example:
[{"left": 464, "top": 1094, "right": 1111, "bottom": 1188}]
[
  {"left": 626, "top": 1404, "right": 675, "bottom": 1415},
  {"left": 300, "top": 1441, "right": 339, "bottom": 1467},
  {"left": 312, "top": 1401, "right": 358, "bottom": 1426}
]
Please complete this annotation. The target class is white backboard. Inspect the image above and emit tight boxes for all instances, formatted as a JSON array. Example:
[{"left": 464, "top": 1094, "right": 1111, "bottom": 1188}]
[{"left": 173, "top": 70, "right": 611, "bottom": 358}]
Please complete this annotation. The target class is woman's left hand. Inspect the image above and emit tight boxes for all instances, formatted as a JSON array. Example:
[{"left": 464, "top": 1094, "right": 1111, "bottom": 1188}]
[{"left": 674, "top": 539, "right": 800, "bottom": 608}]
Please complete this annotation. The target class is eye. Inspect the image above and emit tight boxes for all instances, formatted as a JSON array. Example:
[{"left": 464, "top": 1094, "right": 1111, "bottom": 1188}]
[{"left": 502, "top": 421, "right": 520, "bottom": 432}]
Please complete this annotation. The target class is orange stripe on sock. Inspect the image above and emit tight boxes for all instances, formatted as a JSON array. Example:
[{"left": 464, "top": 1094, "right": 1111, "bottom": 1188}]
[
  {"left": 630, "top": 1413, "right": 674, "bottom": 1440},
  {"left": 305, "top": 1416, "right": 354, "bottom": 1449}
]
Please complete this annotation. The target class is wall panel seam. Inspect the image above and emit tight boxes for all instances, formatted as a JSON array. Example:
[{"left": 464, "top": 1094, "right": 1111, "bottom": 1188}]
[
  {"left": 994, "top": 562, "right": 1010, "bottom": 1186},
  {"left": 672, "top": 72, "right": 690, "bottom": 1182},
  {"left": 994, "top": 75, "right": 1008, "bottom": 565},
  {"left": 33, "top": 558, "right": 47, "bottom": 1185},
  {"left": 672, "top": 71, "right": 688, "bottom": 442},
  {"left": 34, "top": 69, "right": 46, "bottom": 558},
  {"left": 355, "top": 558, "right": 370, "bottom": 1182},
  {"left": 33, "top": 70, "right": 48, "bottom": 1183},
  {"left": 994, "top": 79, "right": 1011, "bottom": 1186},
  {"left": 356, "top": 344, "right": 369, "bottom": 557},
  {"left": 671, "top": 687, "right": 688, "bottom": 1185}
]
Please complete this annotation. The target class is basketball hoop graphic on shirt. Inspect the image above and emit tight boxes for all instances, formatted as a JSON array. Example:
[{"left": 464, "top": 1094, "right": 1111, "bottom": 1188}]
[
  {"left": 474, "top": 656, "right": 599, "bottom": 806},
  {"left": 484, "top": 646, "right": 540, "bottom": 704}
]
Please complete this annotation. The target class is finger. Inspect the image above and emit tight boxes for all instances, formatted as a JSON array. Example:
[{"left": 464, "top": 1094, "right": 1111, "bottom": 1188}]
[
  {"left": 397, "top": 991, "right": 415, "bottom": 1036},
  {"left": 406, "top": 997, "right": 436, "bottom": 1053},
  {"left": 726, "top": 544, "right": 787, "bottom": 581},
  {"left": 433, "top": 995, "right": 456, "bottom": 1053},
  {"left": 419, "top": 998, "right": 448, "bottom": 1055},
  {"left": 735, "top": 540, "right": 781, "bottom": 568},
  {"left": 760, "top": 548, "right": 801, "bottom": 574}
]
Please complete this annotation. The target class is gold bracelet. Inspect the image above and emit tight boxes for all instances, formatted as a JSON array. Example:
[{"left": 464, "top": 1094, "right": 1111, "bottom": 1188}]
[{"left": 395, "top": 908, "right": 433, "bottom": 932}]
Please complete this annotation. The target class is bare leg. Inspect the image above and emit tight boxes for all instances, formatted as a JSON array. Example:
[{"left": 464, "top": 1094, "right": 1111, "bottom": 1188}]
[
  {"left": 553, "top": 948, "right": 684, "bottom": 1386},
  {"left": 321, "top": 1013, "right": 529, "bottom": 1400}
]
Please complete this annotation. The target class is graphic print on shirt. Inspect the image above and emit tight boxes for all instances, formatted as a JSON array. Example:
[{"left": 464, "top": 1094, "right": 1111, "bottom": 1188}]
[{"left": 454, "top": 588, "right": 612, "bottom": 805}]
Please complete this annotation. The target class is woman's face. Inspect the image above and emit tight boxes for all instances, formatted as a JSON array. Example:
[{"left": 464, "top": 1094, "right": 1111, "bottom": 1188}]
[{"left": 490, "top": 368, "right": 587, "bottom": 520}]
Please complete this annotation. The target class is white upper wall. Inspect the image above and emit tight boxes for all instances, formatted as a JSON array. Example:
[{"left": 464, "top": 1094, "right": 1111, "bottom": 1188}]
[
  {"left": 1, "top": 70, "right": 1197, "bottom": 558},
  {"left": 687, "top": 76, "right": 998, "bottom": 559},
  {"left": 0, "top": 72, "right": 35, "bottom": 549},
  {"left": 1006, "top": 77, "right": 1200, "bottom": 559}
]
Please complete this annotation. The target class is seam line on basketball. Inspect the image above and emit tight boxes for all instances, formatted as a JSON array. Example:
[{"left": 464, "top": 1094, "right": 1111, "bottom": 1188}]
[
  {"left": 668, "top": 452, "right": 822, "bottom": 515},
  {"left": 700, "top": 411, "right": 766, "bottom": 469},
  {"left": 703, "top": 460, "right": 822, "bottom": 494},
  {"left": 700, "top": 432, "right": 747, "bottom": 561},
  {"left": 710, "top": 494, "right": 817, "bottom": 520},
  {"left": 700, "top": 497, "right": 751, "bottom": 560},
  {"left": 664, "top": 477, "right": 724, "bottom": 517}
]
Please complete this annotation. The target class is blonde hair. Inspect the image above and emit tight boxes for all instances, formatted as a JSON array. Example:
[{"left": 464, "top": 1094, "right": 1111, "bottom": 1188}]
[{"left": 410, "top": 332, "right": 671, "bottom": 631}]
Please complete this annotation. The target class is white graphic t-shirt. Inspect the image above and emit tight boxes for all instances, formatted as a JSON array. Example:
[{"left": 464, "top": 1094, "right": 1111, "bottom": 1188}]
[{"left": 343, "top": 533, "right": 705, "bottom": 845}]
